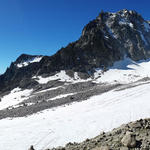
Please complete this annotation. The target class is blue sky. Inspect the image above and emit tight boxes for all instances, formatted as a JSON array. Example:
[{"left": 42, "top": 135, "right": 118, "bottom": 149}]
[{"left": 0, "top": 0, "right": 150, "bottom": 73}]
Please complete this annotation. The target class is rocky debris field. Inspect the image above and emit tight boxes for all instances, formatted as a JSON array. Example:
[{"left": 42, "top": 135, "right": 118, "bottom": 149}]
[
  {"left": 45, "top": 118, "right": 150, "bottom": 150},
  {"left": 0, "top": 81, "right": 120, "bottom": 119},
  {"left": 0, "top": 78, "right": 149, "bottom": 120}
]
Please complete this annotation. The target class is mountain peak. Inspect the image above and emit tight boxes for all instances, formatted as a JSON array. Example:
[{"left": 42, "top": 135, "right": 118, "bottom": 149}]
[
  {"left": 15, "top": 54, "right": 38, "bottom": 64},
  {"left": 96, "top": 9, "right": 144, "bottom": 23}
]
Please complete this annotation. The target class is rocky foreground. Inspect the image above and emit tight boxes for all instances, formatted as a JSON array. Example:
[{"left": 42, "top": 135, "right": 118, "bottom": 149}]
[{"left": 38, "top": 118, "right": 150, "bottom": 150}]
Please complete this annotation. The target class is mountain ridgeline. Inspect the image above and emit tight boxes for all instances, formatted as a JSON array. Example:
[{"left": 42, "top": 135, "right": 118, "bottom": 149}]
[{"left": 0, "top": 9, "right": 150, "bottom": 92}]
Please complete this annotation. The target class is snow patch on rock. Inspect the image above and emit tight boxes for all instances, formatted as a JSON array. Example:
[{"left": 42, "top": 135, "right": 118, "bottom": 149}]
[
  {"left": 33, "top": 71, "right": 90, "bottom": 84},
  {"left": 17, "top": 57, "right": 43, "bottom": 68},
  {"left": 0, "top": 88, "right": 33, "bottom": 110},
  {"left": 119, "top": 18, "right": 134, "bottom": 28}
]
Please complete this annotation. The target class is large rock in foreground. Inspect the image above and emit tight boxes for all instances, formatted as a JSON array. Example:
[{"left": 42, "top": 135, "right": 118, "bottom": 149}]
[{"left": 121, "top": 131, "right": 136, "bottom": 147}]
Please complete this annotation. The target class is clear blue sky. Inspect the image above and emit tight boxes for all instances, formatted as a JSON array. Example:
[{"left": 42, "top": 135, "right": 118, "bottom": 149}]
[{"left": 0, "top": 0, "right": 150, "bottom": 74}]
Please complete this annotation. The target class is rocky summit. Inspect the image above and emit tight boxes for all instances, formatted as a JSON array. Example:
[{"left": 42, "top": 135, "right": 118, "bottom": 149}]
[{"left": 0, "top": 9, "right": 150, "bottom": 92}]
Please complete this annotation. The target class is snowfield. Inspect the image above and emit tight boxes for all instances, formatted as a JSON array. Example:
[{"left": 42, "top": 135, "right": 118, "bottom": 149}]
[
  {"left": 1, "top": 82, "right": 150, "bottom": 150},
  {"left": 0, "top": 88, "right": 33, "bottom": 110},
  {"left": 94, "top": 58, "right": 150, "bottom": 84},
  {"left": 1, "top": 58, "right": 150, "bottom": 150},
  {"left": 17, "top": 56, "right": 43, "bottom": 68},
  {"left": 32, "top": 58, "right": 150, "bottom": 85},
  {"left": 33, "top": 70, "right": 90, "bottom": 84}
]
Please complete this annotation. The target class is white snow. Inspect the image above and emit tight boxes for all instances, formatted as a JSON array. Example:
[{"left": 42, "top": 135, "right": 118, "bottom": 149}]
[
  {"left": 74, "top": 72, "right": 80, "bottom": 80},
  {"left": 119, "top": 18, "right": 134, "bottom": 28},
  {"left": 48, "top": 93, "right": 76, "bottom": 101},
  {"left": 33, "top": 70, "right": 73, "bottom": 84},
  {"left": 33, "top": 58, "right": 150, "bottom": 85},
  {"left": 33, "top": 71, "right": 90, "bottom": 84},
  {"left": 110, "top": 13, "right": 116, "bottom": 18},
  {"left": 17, "top": 57, "right": 43, "bottom": 68},
  {"left": 94, "top": 57, "right": 150, "bottom": 84},
  {"left": 1, "top": 82, "right": 150, "bottom": 150},
  {"left": 35, "top": 86, "right": 64, "bottom": 94},
  {"left": 129, "top": 23, "right": 134, "bottom": 28},
  {"left": 2, "top": 57, "right": 150, "bottom": 149},
  {"left": 0, "top": 88, "right": 33, "bottom": 110}
]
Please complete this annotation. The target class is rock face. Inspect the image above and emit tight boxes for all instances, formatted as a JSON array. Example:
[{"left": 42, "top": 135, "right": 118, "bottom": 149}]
[
  {"left": 48, "top": 118, "right": 150, "bottom": 150},
  {"left": 15, "top": 54, "right": 39, "bottom": 64},
  {"left": 1, "top": 9, "right": 150, "bottom": 92}
]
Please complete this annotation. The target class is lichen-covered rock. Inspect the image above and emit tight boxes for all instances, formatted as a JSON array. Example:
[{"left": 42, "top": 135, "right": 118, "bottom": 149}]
[
  {"left": 120, "top": 147, "right": 129, "bottom": 150},
  {"left": 92, "top": 146, "right": 110, "bottom": 150},
  {"left": 121, "top": 131, "right": 136, "bottom": 147}
]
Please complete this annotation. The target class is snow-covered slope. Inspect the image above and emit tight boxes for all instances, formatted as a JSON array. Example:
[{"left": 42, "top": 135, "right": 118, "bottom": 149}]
[
  {"left": 33, "top": 70, "right": 90, "bottom": 84},
  {"left": 0, "top": 88, "right": 33, "bottom": 110},
  {"left": 0, "top": 81, "right": 150, "bottom": 150},
  {"left": 32, "top": 57, "right": 150, "bottom": 84},
  {"left": 0, "top": 59, "right": 150, "bottom": 149},
  {"left": 1, "top": 57, "right": 150, "bottom": 111},
  {"left": 94, "top": 57, "right": 150, "bottom": 84}
]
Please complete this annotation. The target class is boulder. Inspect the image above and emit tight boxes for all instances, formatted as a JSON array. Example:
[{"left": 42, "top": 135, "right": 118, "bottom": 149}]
[
  {"left": 92, "top": 146, "right": 110, "bottom": 150},
  {"left": 120, "top": 147, "right": 129, "bottom": 150},
  {"left": 121, "top": 131, "right": 136, "bottom": 148}
]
